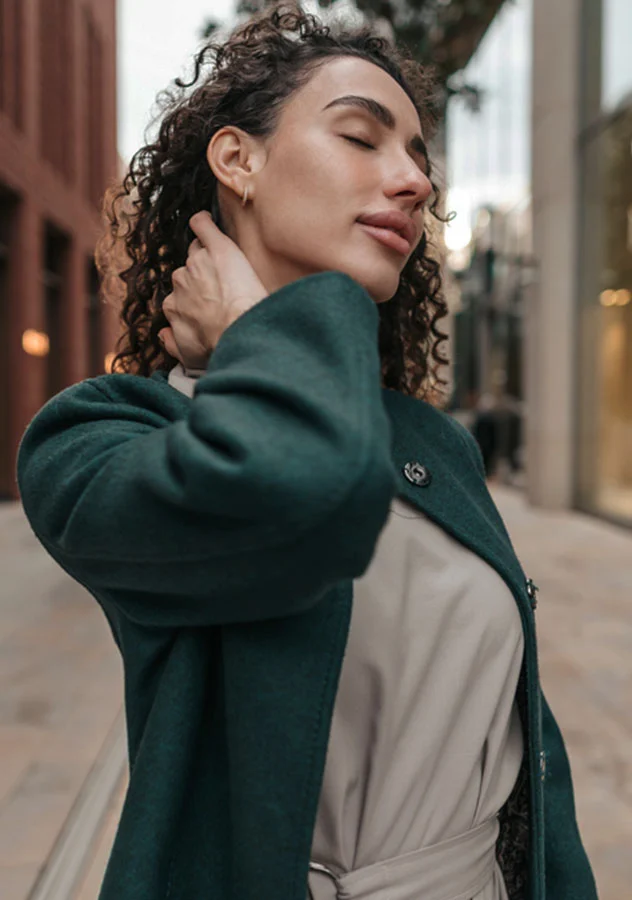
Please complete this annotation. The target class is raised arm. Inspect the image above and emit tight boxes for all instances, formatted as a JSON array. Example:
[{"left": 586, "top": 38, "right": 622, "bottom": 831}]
[{"left": 17, "top": 272, "right": 397, "bottom": 628}]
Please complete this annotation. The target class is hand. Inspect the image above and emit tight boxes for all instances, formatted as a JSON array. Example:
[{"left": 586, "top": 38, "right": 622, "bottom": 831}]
[{"left": 159, "top": 211, "right": 268, "bottom": 369}]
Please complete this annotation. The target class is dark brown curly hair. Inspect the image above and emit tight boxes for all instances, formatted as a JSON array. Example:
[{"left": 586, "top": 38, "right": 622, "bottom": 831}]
[{"left": 97, "top": 2, "right": 450, "bottom": 399}]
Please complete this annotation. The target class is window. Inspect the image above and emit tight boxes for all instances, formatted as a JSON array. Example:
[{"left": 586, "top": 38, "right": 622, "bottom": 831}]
[
  {"left": 39, "top": 0, "right": 74, "bottom": 180},
  {"left": 42, "top": 224, "right": 70, "bottom": 399},
  {"left": 0, "top": 188, "right": 17, "bottom": 497},
  {"left": 86, "top": 261, "right": 102, "bottom": 377},
  {"left": 0, "top": 0, "right": 25, "bottom": 129},
  {"left": 578, "top": 106, "right": 632, "bottom": 523},
  {"left": 84, "top": 9, "right": 105, "bottom": 208},
  {"left": 602, "top": 0, "right": 632, "bottom": 110}
]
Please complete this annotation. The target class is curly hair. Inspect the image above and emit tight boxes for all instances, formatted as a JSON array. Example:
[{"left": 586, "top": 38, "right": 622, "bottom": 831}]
[{"left": 97, "top": 1, "right": 450, "bottom": 399}]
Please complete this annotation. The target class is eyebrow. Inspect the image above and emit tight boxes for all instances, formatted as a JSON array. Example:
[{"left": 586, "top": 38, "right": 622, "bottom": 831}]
[{"left": 322, "top": 94, "right": 429, "bottom": 171}]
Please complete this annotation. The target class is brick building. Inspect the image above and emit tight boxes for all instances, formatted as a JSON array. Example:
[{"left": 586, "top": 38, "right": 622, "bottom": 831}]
[{"left": 0, "top": 0, "right": 119, "bottom": 499}]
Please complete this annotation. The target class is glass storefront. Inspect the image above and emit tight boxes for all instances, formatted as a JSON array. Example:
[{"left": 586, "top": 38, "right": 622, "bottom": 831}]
[
  {"left": 445, "top": 0, "right": 532, "bottom": 254},
  {"left": 602, "top": 0, "right": 632, "bottom": 110},
  {"left": 445, "top": 0, "right": 532, "bottom": 477},
  {"left": 577, "top": 0, "right": 632, "bottom": 524}
]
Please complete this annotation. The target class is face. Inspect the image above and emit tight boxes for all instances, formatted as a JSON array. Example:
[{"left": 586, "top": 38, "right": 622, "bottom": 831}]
[{"left": 208, "top": 56, "right": 433, "bottom": 304}]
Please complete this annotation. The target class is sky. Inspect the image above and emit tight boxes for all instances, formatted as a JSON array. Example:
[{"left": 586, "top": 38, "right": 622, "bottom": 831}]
[
  {"left": 603, "top": 0, "right": 632, "bottom": 109},
  {"left": 116, "top": 0, "right": 363, "bottom": 164},
  {"left": 444, "top": 0, "right": 532, "bottom": 250},
  {"left": 117, "top": 0, "right": 238, "bottom": 163}
]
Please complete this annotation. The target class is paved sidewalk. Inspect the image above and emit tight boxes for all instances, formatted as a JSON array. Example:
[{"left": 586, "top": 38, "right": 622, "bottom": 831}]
[
  {"left": 491, "top": 485, "right": 632, "bottom": 900},
  {"left": 1, "top": 489, "right": 630, "bottom": 899},
  {"left": 0, "top": 503, "right": 123, "bottom": 900}
]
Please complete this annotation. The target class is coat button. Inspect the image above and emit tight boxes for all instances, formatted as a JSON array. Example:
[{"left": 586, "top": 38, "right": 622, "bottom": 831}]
[
  {"left": 403, "top": 462, "right": 432, "bottom": 487},
  {"left": 526, "top": 578, "right": 539, "bottom": 609}
]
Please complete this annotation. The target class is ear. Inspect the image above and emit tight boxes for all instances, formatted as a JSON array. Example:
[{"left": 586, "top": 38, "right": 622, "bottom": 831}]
[{"left": 205, "top": 127, "right": 266, "bottom": 199}]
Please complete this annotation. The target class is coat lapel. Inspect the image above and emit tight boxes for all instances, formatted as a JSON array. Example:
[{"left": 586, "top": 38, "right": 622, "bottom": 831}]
[{"left": 382, "top": 389, "right": 531, "bottom": 618}]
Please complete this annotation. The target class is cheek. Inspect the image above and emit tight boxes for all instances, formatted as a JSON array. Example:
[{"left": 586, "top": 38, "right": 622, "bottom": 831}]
[
  {"left": 273, "top": 137, "right": 360, "bottom": 208},
  {"left": 261, "top": 162, "right": 345, "bottom": 242},
  {"left": 256, "top": 140, "right": 369, "bottom": 255},
  {"left": 260, "top": 152, "right": 319, "bottom": 224}
]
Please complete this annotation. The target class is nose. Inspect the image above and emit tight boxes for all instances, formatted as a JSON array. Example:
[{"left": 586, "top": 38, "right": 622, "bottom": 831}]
[{"left": 385, "top": 158, "right": 433, "bottom": 211}]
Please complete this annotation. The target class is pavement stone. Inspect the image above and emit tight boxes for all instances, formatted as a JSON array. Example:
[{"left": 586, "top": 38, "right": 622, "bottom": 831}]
[
  {"left": 0, "top": 503, "right": 123, "bottom": 900},
  {"left": 73, "top": 777, "right": 126, "bottom": 900}
]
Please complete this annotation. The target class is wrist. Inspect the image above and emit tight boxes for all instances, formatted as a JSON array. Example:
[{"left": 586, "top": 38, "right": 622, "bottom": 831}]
[{"left": 183, "top": 364, "right": 208, "bottom": 377}]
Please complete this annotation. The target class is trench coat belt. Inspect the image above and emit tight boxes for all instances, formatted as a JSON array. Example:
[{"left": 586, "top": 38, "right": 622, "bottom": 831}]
[{"left": 307, "top": 815, "right": 499, "bottom": 900}]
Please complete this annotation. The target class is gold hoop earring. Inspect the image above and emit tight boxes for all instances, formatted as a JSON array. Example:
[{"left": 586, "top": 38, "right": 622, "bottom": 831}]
[{"left": 241, "top": 185, "right": 249, "bottom": 207}]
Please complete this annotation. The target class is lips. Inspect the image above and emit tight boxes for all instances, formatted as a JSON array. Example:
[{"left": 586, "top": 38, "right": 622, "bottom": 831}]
[{"left": 356, "top": 210, "right": 417, "bottom": 251}]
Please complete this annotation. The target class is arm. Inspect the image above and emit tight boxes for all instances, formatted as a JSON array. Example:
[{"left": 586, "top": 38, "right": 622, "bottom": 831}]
[{"left": 18, "top": 271, "right": 397, "bottom": 628}]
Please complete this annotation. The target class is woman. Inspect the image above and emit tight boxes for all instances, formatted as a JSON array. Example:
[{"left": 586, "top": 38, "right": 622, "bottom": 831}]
[{"left": 17, "top": 5, "right": 597, "bottom": 900}]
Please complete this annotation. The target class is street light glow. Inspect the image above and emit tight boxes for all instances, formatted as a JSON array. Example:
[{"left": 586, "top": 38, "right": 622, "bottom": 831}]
[
  {"left": 22, "top": 330, "right": 50, "bottom": 357},
  {"left": 600, "top": 289, "right": 631, "bottom": 307},
  {"left": 443, "top": 218, "right": 473, "bottom": 252}
]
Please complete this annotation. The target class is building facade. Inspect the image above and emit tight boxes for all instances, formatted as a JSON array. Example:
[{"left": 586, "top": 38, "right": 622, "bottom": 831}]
[
  {"left": 0, "top": 0, "right": 118, "bottom": 499},
  {"left": 446, "top": 0, "right": 632, "bottom": 527},
  {"left": 529, "top": 0, "right": 632, "bottom": 525}
]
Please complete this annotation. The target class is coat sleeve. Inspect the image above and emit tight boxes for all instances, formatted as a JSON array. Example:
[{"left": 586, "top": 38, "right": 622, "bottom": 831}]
[
  {"left": 541, "top": 690, "right": 599, "bottom": 899},
  {"left": 17, "top": 271, "right": 397, "bottom": 628}
]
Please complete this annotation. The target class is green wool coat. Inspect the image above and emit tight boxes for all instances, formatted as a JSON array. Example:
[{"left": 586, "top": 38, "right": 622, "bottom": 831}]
[{"left": 17, "top": 272, "right": 597, "bottom": 900}]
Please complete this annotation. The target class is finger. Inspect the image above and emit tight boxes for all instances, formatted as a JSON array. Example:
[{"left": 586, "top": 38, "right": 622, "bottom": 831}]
[
  {"left": 189, "top": 211, "right": 219, "bottom": 249},
  {"left": 171, "top": 267, "right": 188, "bottom": 290},
  {"left": 187, "top": 238, "right": 203, "bottom": 258},
  {"left": 186, "top": 246, "right": 219, "bottom": 287}
]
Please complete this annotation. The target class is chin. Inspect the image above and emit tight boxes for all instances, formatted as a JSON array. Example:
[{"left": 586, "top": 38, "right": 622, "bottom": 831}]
[
  {"left": 338, "top": 239, "right": 407, "bottom": 303},
  {"left": 350, "top": 267, "right": 401, "bottom": 305},
  {"left": 312, "top": 254, "right": 401, "bottom": 303}
]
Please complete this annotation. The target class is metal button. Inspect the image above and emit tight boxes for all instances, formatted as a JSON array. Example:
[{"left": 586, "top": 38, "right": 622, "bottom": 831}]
[
  {"left": 403, "top": 462, "right": 432, "bottom": 487},
  {"left": 540, "top": 750, "right": 547, "bottom": 782},
  {"left": 526, "top": 577, "right": 539, "bottom": 609}
]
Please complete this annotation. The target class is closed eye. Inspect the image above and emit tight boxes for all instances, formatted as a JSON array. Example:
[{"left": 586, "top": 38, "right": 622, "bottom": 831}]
[
  {"left": 342, "top": 135, "right": 376, "bottom": 150},
  {"left": 342, "top": 135, "right": 429, "bottom": 178}
]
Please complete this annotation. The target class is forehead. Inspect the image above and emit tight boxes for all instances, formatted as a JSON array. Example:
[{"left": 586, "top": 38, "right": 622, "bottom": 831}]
[{"left": 283, "top": 55, "right": 423, "bottom": 136}]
